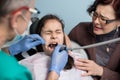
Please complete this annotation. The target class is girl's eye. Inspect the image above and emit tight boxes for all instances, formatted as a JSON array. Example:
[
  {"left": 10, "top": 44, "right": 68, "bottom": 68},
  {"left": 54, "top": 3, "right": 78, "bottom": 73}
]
[
  {"left": 46, "top": 32, "right": 51, "bottom": 35},
  {"left": 56, "top": 31, "right": 61, "bottom": 34}
]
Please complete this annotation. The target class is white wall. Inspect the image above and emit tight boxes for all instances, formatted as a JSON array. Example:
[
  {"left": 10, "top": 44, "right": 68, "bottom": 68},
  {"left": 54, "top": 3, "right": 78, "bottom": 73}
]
[{"left": 35, "top": 0, "right": 94, "bottom": 34}]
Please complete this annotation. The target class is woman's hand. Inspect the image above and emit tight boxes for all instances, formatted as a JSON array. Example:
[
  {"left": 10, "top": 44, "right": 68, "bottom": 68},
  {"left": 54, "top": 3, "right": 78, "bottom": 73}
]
[{"left": 74, "top": 58, "right": 103, "bottom": 76}]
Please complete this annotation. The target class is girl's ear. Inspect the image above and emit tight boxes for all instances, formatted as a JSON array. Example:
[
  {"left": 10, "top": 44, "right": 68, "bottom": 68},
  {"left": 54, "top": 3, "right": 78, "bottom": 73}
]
[{"left": 64, "top": 33, "right": 71, "bottom": 48}]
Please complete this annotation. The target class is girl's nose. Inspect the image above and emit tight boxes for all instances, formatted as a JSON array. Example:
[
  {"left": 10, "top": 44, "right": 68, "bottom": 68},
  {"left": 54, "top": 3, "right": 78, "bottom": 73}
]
[{"left": 51, "top": 33, "right": 57, "bottom": 39}]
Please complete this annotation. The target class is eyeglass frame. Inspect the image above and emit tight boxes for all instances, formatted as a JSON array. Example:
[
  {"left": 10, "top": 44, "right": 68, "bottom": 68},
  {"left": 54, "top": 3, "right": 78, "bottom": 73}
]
[
  {"left": 11, "top": 6, "right": 40, "bottom": 20},
  {"left": 90, "top": 11, "right": 117, "bottom": 24}
]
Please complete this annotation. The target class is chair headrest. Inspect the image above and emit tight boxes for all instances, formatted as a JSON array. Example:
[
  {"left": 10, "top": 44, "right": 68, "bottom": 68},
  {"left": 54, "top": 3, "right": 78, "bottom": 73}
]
[{"left": 30, "top": 18, "right": 39, "bottom": 34}]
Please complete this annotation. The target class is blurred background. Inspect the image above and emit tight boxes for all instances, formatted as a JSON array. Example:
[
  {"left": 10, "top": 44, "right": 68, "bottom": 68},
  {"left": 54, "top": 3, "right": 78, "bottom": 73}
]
[{"left": 35, "top": 0, "right": 94, "bottom": 34}]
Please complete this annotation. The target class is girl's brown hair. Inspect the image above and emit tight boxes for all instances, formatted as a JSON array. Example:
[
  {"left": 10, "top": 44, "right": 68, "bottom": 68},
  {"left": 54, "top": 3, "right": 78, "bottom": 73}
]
[{"left": 35, "top": 14, "right": 74, "bottom": 70}]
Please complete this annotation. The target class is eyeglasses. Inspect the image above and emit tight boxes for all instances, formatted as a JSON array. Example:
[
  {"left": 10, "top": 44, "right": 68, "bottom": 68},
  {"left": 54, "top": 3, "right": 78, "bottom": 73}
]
[
  {"left": 11, "top": 6, "right": 40, "bottom": 21},
  {"left": 31, "top": 8, "right": 40, "bottom": 22},
  {"left": 90, "top": 11, "right": 117, "bottom": 24}
]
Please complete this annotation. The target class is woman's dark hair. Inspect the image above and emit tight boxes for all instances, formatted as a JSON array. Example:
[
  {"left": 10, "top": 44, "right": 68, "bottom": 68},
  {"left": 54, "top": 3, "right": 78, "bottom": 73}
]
[
  {"left": 87, "top": 0, "right": 120, "bottom": 19},
  {"left": 35, "top": 14, "right": 74, "bottom": 70}
]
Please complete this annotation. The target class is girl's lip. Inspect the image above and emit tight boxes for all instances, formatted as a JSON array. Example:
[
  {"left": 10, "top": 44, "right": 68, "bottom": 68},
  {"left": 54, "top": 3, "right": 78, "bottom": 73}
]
[
  {"left": 50, "top": 40, "right": 59, "bottom": 44},
  {"left": 49, "top": 42, "right": 58, "bottom": 45},
  {"left": 48, "top": 42, "right": 58, "bottom": 48}
]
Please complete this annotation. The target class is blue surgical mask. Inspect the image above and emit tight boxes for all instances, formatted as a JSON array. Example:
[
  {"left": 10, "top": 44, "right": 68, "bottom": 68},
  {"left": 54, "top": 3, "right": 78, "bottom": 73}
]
[{"left": 2, "top": 21, "right": 32, "bottom": 48}]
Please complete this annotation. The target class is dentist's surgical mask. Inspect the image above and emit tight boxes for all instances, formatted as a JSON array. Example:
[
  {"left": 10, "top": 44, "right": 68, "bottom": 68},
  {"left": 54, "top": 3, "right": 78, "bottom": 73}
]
[{"left": 2, "top": 16, "right": 32, "bottom": 48}]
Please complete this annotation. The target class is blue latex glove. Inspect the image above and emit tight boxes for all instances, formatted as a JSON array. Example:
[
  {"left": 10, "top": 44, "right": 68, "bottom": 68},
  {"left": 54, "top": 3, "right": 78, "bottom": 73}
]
[
  {"left": 9, "top": 34, "right": 45, "bottom": 56},
  {"left": 49, "top": 45, "right": 68, "bottom": 76}
]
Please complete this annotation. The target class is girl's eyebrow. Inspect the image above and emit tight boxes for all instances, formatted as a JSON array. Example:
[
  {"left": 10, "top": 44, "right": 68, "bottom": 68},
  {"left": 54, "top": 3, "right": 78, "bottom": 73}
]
[
  {"left": 56, "top": 29, "right": 62, "bottom": 31},
  {"left": 44, "top": 30, "right": 52, "bottom": 33}
]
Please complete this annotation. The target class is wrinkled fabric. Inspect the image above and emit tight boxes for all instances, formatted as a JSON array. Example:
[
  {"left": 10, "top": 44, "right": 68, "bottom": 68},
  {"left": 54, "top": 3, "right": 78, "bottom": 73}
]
[{"left": 19, "top": 52, "right": 93, "bottom": 80}]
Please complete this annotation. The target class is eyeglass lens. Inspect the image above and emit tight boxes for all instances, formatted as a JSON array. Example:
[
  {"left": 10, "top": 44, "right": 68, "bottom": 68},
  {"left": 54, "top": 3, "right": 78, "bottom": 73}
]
[{"left": 91, "top": 12, "right": 117, "bottom": 24}]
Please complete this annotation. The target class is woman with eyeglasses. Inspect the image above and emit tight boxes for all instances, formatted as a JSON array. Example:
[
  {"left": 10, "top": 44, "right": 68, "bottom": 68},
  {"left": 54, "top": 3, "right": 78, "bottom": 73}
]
[{"left": 69, "top": 0, "right": 120, "bottom": 80}]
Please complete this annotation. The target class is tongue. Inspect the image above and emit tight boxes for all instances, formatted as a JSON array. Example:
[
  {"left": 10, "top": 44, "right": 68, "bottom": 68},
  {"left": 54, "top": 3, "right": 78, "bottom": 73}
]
[{"left": 49, "top": 44, "right": 57, "bottom": 48}]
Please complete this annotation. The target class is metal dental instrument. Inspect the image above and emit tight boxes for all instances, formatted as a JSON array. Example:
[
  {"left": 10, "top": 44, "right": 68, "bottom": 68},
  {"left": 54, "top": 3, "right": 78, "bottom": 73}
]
[{"left": 60, "top": 37, "right": 120, "bottom": 51}]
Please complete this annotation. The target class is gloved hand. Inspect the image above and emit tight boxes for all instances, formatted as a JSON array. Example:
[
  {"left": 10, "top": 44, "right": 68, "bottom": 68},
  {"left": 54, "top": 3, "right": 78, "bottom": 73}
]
[
  {"left": 9, "top": 34, "right": 45, "bottom": 56},
  {"left": 49, "top": 45, "right": 68, "bottom": 76}
]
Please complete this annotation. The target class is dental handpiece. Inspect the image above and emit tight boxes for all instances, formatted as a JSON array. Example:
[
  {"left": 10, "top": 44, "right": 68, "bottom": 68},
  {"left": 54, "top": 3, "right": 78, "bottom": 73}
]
[{"left": 60, "top": 37, "right": 120, "bottom": 51}]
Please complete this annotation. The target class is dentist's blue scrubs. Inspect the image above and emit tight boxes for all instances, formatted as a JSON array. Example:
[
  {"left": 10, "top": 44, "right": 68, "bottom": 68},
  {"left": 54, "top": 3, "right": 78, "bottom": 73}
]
[{"left": 0, "top": 50, "right": 32, "bottom": 80}]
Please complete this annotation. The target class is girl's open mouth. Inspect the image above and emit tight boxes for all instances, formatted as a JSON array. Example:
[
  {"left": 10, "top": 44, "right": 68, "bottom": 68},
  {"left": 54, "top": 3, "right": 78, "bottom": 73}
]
[{"left": 48, "top": 43, "right": 58, "bottom": 49}]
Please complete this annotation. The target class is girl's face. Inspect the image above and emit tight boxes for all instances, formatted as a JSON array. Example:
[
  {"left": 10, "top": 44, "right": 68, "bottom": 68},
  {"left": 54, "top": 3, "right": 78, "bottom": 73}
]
[
  {"left": 41, "top": 19, "right": 64, "bottom": 55},
  {"left": 92, "top": 4, "right": 120, "bottom": 35}
]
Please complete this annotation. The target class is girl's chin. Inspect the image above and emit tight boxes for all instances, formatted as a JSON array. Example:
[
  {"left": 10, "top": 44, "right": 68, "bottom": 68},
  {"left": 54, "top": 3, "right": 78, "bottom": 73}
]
[
  {"left": 48, "top": 48, "right": 54, "bottom": 53},
  {"left": 45, "top": 47, "right": 56, "bottom": 55},
  {"left": 49, "top": 47, "right": 55, "bottom": 51}
]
